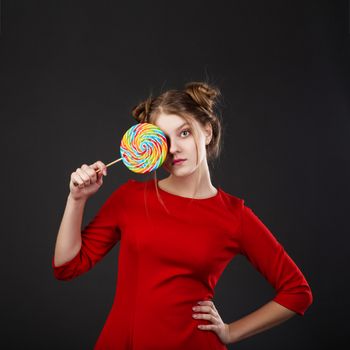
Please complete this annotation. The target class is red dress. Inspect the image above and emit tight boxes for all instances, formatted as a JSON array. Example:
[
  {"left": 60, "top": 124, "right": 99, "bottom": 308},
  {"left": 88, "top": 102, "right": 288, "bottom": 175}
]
[{"left": 52, "top": 178, "right": 313, "bottom": 349}]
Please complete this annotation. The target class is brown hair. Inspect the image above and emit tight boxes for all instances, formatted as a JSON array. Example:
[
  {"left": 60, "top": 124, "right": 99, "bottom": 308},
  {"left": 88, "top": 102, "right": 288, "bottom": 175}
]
[{"left": 131, "top": 81, "right": 224, "bottom": 211}]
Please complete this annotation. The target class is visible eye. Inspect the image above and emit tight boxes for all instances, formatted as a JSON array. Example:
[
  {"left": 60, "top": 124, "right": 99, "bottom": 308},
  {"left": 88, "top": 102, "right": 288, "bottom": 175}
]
[{"left": 180, "top": 129, "right": 191, "bottom": 137}]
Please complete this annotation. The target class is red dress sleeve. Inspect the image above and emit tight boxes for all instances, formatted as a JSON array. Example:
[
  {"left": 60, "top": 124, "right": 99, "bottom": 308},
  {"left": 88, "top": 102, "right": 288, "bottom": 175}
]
[
  {"left": 238, "top": 202, "right": 313, "bottom": 316},
  {"left": 52, "top": 181, "right": 129, "bottom": 281}
]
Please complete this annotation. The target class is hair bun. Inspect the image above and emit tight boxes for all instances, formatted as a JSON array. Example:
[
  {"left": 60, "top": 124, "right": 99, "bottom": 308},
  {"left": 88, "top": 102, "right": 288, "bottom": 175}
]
[
  {"left": 131, "top": 97, "right": 153, "bottom": 123},
  {"left": 184, "top": 81, "right": 221, "bottom": 114}
]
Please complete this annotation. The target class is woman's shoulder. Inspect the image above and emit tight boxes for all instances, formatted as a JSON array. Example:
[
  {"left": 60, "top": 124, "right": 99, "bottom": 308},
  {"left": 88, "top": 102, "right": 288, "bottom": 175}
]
[
  {"left": 218, "top": 187, "right": 246, "bottom": 211},
  {"left": 107, "top": 178, "right": 136, "bottom": 197}
]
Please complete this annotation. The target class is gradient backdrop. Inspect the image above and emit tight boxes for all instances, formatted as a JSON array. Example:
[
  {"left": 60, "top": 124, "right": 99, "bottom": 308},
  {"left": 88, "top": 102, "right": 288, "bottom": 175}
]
[{"left": 1, "top": 1, "right": 349, "bottom": 349}]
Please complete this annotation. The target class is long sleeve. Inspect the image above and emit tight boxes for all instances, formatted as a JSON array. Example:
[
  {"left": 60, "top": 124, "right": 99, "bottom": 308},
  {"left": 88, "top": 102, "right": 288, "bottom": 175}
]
[
  {"left": 238, "top": 202, "right": 313, "bottom": 316},
  {"left": 52, "top": 181, "right": 129, "bottom": 281}
]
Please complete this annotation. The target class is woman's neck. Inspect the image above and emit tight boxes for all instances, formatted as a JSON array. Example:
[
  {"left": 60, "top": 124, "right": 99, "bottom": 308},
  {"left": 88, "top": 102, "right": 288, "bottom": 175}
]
[{"left": 159, "top": 171, "right": 217, "bottom": 199}]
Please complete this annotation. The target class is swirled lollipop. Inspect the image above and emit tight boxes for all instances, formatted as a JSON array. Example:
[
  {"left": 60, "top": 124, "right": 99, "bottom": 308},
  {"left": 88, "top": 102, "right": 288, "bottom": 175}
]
[
  {"left": 119, "top": 123, "right": 168, "bottom": 173},
  {"left": 73, "top": 123, "right": 168, "bottom": 186}
]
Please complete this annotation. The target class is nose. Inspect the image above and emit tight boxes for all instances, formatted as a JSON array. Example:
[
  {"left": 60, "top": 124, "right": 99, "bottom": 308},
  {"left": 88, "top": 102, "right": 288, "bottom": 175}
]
[{"left": 167, "top": 137, "right": 180, "bottom": 155}]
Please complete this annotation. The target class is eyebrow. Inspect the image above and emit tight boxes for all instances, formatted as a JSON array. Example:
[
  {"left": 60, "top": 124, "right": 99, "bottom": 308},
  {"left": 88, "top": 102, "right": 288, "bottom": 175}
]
[
  {"left": 162, "top": 123, "right": 190, "bottom": 138},
  {"left": 176, "top": 123, "right": 190, "bottom": 130}
]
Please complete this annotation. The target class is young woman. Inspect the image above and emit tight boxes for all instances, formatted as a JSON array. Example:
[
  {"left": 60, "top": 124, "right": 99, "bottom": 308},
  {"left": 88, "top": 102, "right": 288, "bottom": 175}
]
[{"left": 52, "top": 82, "right": 313, "bottom": 349}]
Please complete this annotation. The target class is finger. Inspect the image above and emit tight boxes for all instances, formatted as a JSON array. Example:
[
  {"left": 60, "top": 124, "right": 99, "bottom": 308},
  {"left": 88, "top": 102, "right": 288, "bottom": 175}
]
[
  {"left": 208, "top": 300, "right": 216, "bottom": 310},
  {"left": 76, "top": 168, "right": 91, "bottom": 186},
  {"left": 195, "top": 306, "right": 216, "bottom": 315},
  {"left": 76, "top": 168, "right": 91, "bottom": 185},
  {"left": 82, "top": 164, "right": 98, "bottom": 183},
  {"left": 197, "top": 324, "right": 215, "bottom": 330},
  {"left": 91, "top": 161, "right": 107, "bottom": 175},
  {"left": 96, "top": 173, "right": 104, "bottom": 186},
  {"left": 71, "top": 173, "right": 84, "bottom": 188},
  {"left": 193, "top": 313, "right": 215, "bottom": 322},
  {"left": 193, "top": 305, "right": 208, "bottom": 311},
  {"left": 198, "top": 300, "right": 215, "bottom": 308},
  {"left": 96, "top": 167, "right": 105, "bottom": 183},
  {"left": 193, "top": 309, "right": 216, "bottom": 320}
]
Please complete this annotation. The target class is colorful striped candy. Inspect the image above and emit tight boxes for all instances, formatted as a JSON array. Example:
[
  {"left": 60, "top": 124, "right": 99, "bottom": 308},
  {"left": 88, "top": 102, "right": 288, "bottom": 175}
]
[{"left": 120, "top": 123, "right": 168, "bottom": 173}]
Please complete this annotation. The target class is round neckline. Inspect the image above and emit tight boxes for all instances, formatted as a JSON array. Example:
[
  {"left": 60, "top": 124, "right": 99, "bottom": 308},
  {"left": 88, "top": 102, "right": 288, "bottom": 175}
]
[{"left": 153, "top": 179, "right": 221, "bottom": 201}]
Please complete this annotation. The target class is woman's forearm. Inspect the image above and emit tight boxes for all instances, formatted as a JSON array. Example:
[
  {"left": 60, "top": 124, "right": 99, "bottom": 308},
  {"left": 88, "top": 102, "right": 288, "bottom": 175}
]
[
  {"left": 228, "top": 300, "right": 296, "bottom": 344},
  {"left": 53, "top": 193, "right": 87, "bottom": 267}
]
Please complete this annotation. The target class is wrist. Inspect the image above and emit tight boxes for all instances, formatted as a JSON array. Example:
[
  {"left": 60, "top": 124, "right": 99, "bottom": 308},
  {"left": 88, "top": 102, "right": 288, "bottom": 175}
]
[
  {"left": 67, "top": 192, "right": 88, "bottom": 205},
  {"left": 227, "top": 321, "right": 240, "bottom": 344}
]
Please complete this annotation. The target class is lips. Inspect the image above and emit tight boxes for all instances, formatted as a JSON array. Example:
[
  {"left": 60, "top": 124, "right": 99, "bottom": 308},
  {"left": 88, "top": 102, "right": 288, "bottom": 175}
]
[{"left": 172, "top": 159, "right": 186, "bottom": 165}]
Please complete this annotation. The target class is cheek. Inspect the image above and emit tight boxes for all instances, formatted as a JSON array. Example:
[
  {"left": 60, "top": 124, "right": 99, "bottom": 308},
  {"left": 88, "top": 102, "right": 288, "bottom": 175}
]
[
  {"left": 190, "top": 140, "right": 206, "bottom": 158},
  {"left": 185, "top": 139, "right": 197, "bottom": 152}
]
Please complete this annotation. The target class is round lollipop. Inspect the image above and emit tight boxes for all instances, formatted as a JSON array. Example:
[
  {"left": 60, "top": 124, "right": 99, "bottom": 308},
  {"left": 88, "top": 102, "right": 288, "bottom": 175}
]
[
  {"left": 119, "top": 122, "right": 168, "bottom": 173},
  {"left": 73, "top": 123, "right": 168, "bottom": 186}
]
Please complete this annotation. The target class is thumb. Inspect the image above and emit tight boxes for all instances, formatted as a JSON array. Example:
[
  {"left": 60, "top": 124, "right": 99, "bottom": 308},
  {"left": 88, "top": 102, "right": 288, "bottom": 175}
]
[{"left": 96, "top": 171, "right": 104, "bottom": 186}]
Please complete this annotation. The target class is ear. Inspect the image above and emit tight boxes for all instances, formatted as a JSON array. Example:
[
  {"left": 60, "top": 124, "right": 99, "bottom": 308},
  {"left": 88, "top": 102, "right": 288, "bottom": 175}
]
[{"left": 204, "top": 122, "right": 213, "bottom": 145}]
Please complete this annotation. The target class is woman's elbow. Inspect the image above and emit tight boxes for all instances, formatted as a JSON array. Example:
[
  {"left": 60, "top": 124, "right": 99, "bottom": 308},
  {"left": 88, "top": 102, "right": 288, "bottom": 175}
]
[{"left": 297, "top": 284, "right": 314, "bottom": 316}]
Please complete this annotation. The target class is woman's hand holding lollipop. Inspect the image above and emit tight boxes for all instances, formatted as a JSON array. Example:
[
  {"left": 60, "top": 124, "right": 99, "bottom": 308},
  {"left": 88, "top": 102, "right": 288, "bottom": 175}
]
[{"left": 69, "top": 161, "right": 108, "bottom": 201}]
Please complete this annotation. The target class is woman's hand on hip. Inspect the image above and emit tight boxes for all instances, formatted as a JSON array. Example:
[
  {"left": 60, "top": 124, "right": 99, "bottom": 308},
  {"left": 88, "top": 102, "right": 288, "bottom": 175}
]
[{"left": 192, "top": 300, "right": 231, "bottom": 345}]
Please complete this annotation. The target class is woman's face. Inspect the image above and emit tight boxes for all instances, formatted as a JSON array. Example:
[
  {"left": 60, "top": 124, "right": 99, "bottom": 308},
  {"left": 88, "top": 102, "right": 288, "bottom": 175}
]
[{"left": 153, "top": 112, "right": 211, "bottom": 176}]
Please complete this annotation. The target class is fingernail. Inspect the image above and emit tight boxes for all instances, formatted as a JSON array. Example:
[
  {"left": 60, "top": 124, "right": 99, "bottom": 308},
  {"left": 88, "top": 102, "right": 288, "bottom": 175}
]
[
  {"left": 103, "top": 169, "right": 107, "bottom": 176},
  {"left": 197, "top": 301, "right": 202, "bottom": 305}
]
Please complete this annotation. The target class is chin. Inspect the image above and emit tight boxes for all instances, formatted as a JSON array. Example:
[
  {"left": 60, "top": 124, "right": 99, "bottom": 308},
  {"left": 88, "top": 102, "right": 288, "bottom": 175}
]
[{"left": 172, "top": 167, "right": 197, "bottom": 177}]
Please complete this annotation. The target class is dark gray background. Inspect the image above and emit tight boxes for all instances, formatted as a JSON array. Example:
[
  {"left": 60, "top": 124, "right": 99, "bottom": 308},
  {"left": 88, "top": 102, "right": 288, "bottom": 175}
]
[{"left": 1, "top": 1, "right": 349, "bottom": 349}]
